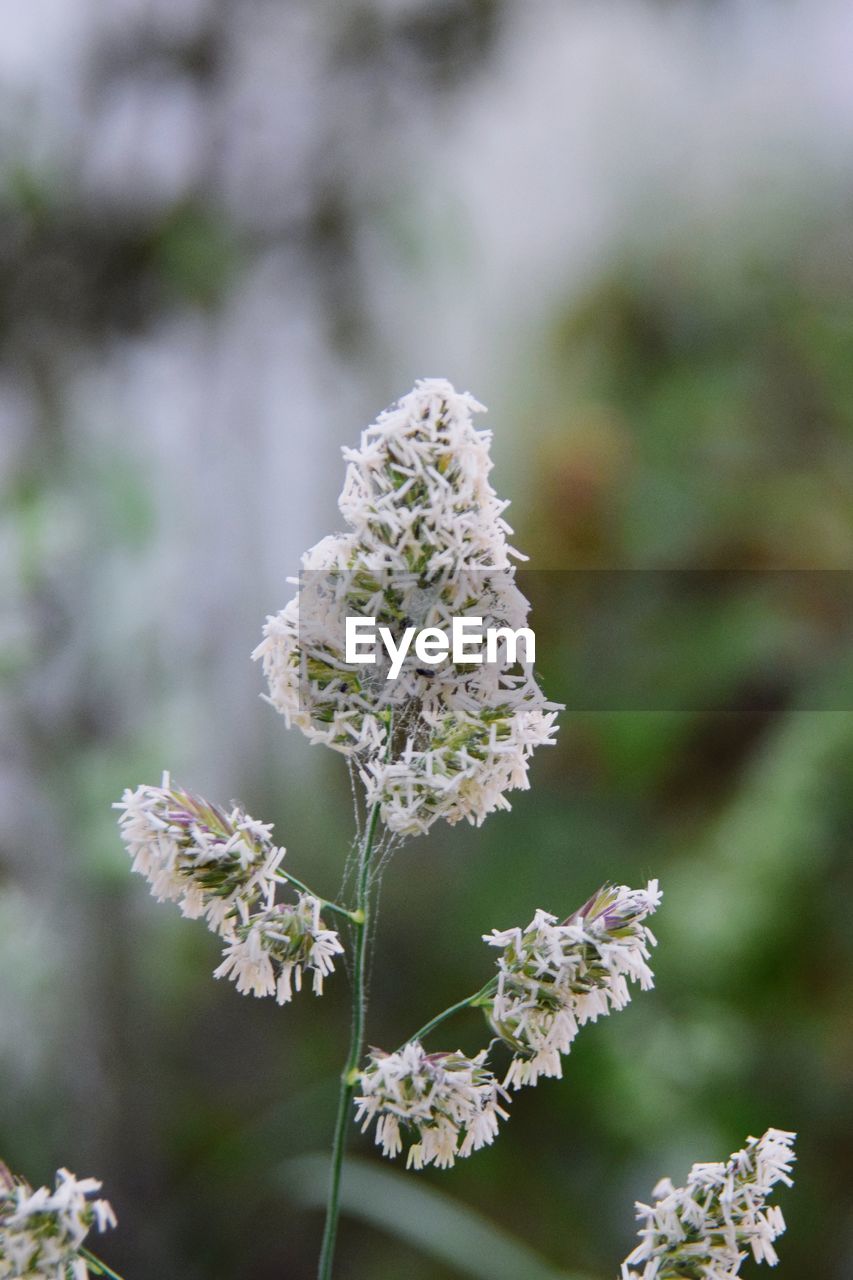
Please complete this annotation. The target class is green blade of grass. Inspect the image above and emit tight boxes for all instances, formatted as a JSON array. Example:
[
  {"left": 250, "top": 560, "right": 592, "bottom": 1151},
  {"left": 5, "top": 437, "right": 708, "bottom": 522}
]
[{"left": 280, "top": 1153, "right": 596, "bottom": 1280}]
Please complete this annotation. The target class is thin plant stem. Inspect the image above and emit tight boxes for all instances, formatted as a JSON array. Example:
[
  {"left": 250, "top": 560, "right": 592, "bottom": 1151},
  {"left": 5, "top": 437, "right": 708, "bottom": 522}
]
[
  {"left": 273, "top": 871, "right": 362, "bottom": 923},
  {"left": 80, "top": 1247, "right": 127, "bottom": 1280},
  {"left": 316, "top": 796, "right": 382, "bottom": 1280},
  {"left": 404, "top": 978, "right": 498, "bottom": 1049}
]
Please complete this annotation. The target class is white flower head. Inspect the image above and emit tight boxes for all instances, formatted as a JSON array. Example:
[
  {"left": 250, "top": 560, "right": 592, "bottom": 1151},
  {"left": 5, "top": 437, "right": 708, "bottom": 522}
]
[
  {"left": 254, "top": 379, "right": 560, "bottom": 837},
  {"left": 337, "top": 379, "right": 516, "bottom": 572},
  {"left": 0, "top": 1162, "right": 116, "bottom": 1279},
  {"left": 115, "top": 773, "right": 285, "bottom": 938},
  {"left": 622, "top": 1128, "right": 796, "bottom": 1279},
  {"left": 213, "top": 893, "right": 343, "bottom": 1005},
  {"left": 354, "top": 1042, "right": 509, "bottom": 1170},
  {"left": 484, "top": 880, "right": 662, "bottom": 1089}
]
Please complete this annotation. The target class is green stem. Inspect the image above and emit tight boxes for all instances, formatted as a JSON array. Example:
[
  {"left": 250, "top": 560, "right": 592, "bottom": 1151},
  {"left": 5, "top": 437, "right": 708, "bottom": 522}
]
[
  {"left": 274, "top": 871, "right": 361, "bottom": 923},
  {"left": 403, "top": 977, "right": 498, "bottom": 1049},
  {"left": 316, "top": 797, "right": 382, "bottom": 1280},
  {"left": 80, "top": 1247, "right": 127, "bottom": 1280}
]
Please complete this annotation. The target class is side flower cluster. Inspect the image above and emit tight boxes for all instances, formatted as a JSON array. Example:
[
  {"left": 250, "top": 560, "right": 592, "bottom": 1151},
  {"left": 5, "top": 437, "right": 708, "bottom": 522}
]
[
  {"left": 485, "top": 880, "right": 662, "bottom": 1089},
  {"left": 214, "top": 893, "right": 344, "bottom": 1005},
  {"left": 621, "top": 1128, "right": 796, "bottom": 1279},
  {"left": 356, "top": 881, "right": 661, "bottom": 1168},
  {"left": 254, "top": 379, "right": 560, "bottom": 837},
  {"left": 354, "top": 1044, "right": 509, "bottom": 1170},
  {"left": 0, "top": 1163, "right": 115, "bottom": 1280},
  {"left": 115, "top": 773, "right": 284, "bottom": 936},
  {"left": 115, "top": 775, "right": 342, "bottom": 1004}
]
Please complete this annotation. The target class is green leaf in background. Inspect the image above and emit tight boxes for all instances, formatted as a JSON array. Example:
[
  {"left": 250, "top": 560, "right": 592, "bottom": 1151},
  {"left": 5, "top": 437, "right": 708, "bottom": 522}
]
[{"left": 280, "top": 1154, "right": 595, "bottom": 1280}]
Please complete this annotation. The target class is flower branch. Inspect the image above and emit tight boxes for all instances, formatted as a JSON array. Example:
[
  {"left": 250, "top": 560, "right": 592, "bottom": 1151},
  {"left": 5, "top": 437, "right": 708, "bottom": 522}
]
[{"left": 403, "top": 978, "right": 499, "bottom": 1049}]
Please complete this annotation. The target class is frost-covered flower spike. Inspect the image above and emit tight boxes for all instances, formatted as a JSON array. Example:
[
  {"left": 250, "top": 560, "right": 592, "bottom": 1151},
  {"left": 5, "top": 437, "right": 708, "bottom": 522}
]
[
  {"left": 355, "top": 1043, "right": 509, "bottom": 1170},
  {"left": 254, "top": 379, "right": 560, "bottom": 837},
  {"left": 621, "top": 1128, "right": 796, "bottom": 1280},
  {"left": 0, "top": 1162, "right": 116, "bottom": 1280},
  {"left": 485, "top": 880, "right": 662, "bottom": 1089},
  {"left": 214, "top": 893, "right": 344, "bottom": 1005},
  {"left": 115, "top": 772, "right": 285, "bottom": 938}
]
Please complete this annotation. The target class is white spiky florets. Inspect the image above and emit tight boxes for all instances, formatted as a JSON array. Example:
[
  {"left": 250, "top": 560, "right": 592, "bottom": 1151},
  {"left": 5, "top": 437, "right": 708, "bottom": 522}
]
[
  {"left": 0, "top": 1163, "right": 116, "bottom": 1280},
  {"left": 254, "top": 379, "right": 559, "bottom": 837},
  {"left": 337, "top": 379, "right": 516, "bottom": 572},
  {"left": 485, "top": 881, "right": 662, "bottom": 1089},
  {"left": 213, "top": 893, "right": 344, "bottom": 1005},
  {"left": 115, "top": 778, "right": 343, "bottom": 1005},
  {"left": 114, "top": 772, "right": 285, "bottom": 938},
  {"left": 354, "top": 1042, "right": 509, "bottom": 1170},
  {"left": 621, "top": 1128, "right": 796, "bottom": 1280}
]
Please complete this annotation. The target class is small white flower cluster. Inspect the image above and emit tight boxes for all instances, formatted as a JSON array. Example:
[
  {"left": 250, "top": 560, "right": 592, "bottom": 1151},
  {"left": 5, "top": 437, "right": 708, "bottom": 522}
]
[
  {"left": 484, "top": 881, "right": 662, "bottom": 1089},
  {"left": 621, "top": 1128, "right": 796, "bottom": 1280},
  {"left": 115, "top": 775, "right": 342, "bottom": 1003},
  {"left": 0, "top": 1163, "right": 115, "bottom": 1280},
  {"left": 355, "top": 881, "right": 660, "bottom": 1168},
  {"left": 115, "top": 772, "right": 284, "bottom": 936},
  {"left": 355, "top": 1043, "right": 509, "bottom": 1170},
  {"left": 214, "top": 893, "right": 344, "bottom": 1005},
  {"left": 254, "top": 379, "right": 559, "bottom": 836}
]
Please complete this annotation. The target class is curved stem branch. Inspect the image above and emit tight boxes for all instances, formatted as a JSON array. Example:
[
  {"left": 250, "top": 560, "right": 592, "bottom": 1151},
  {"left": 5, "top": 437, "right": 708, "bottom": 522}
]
[
  {"left": 403, "top": 977, "right": 498, "bottom": 1049},
  {"left": 273, "top": 870, "right": 360, "bottom": 923}
]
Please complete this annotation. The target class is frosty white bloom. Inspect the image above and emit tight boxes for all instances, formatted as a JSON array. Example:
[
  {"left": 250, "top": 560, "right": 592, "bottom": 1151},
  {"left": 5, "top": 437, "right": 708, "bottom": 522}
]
[
  {"left": 622, "top": 1128, "right": 796, "bottom": 1280},
  {"left": 213, "top": 893, "right": 343, "bottom": 1005},
  {"left": 485, "top": 880, "right": 662, "bottom": 1089},
  {"left": 0, "top": 1162, "right": 116, "bottom": 1280},
  {"left": 354, "top": 1042, "right": 509, "bottom": 1170},
  {"left": 337, "top": 379, "right": 517, "bottom": 572},
  {"left": 254, "top": 379, "right": 559, "bottom": 836},
  {"left": 115, "top": 773, "right": 285, "bottom": 937}
]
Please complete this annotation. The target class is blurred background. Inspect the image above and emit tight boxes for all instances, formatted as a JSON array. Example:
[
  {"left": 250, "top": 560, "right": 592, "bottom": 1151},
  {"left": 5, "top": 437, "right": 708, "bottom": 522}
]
[{"left": 2, "top": 0, "right": 852, "bottom": 1277}]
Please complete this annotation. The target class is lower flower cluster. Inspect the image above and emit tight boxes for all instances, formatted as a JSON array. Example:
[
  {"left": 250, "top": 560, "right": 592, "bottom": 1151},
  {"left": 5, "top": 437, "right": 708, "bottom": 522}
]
[
  {"left": 355, "top": 880, "right": 662, "bottom": 1169},
  {"left": 0, "top": 1164, "right": 115, "bottom": 1280},
  {"left": 354, "top": 1044, "right": 509, "bottom": 1170},
  {"left": 621, "top": 1128, "right": 796, "bottom": 1280}
]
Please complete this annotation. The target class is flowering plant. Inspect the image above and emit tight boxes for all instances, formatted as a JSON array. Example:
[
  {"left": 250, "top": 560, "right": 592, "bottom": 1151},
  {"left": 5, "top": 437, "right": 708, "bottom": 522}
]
[
  {"left": 0, "top": 1164, "right": 116, "bottom": 1280},
  {"left": 5, "top": 381, "right": 796, "bottom": 1280},
  {"left": 621, "top": 1128, "right": 796, "bottom": 1280}
]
